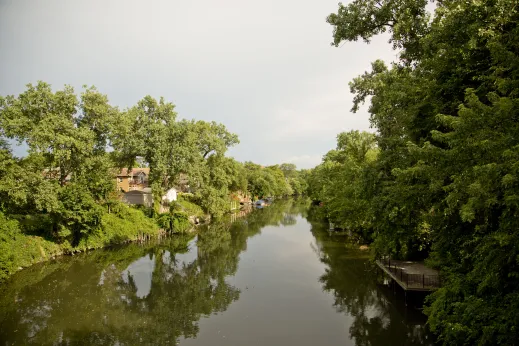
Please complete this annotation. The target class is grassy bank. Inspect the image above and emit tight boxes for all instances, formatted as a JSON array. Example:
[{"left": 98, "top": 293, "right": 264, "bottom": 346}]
[
  {"left": 0, "top": 205, "right": 161, "bottom": 282},
  {"left": 0, "top": 194, "right": 242, "bottom": 283}
]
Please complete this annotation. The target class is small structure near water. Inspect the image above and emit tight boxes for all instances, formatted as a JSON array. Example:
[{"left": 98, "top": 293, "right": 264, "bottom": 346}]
[
  {"left": 123, "top": 187, "right": 178, "bottom": 208},
  {"left": 123, "top": 189, "right": 154, "bottom": 208},
  {"left": 375, "top": 257, "right": 441, "bottom": 307},
  {"left": 376, "top": 257, "right": 441, "bottom": 292},
  {"left": 162, "top": 188, "right": 177, "bottom": 203},
  {"left": 254, "top": 199, "right": 272, "bottom": 208}
]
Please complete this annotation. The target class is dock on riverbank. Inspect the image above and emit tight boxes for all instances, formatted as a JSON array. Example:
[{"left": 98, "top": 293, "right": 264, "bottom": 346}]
[{"left": 376, "top": 257, "right": 440, "bottom": 292}]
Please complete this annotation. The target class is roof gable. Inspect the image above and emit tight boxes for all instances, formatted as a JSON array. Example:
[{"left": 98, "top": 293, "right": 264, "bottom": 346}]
[{"left": 117, "top": 167, "right": 150, "bottom": 177}]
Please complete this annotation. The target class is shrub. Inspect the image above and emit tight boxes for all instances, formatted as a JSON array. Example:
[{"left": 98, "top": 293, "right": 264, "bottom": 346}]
[
  {"left": 174, "top": 198, "right": 204, "bottom": 218},
  {"left": 0, "top": 212, "right": 62, "bottom": 282},
  {"left": 157, "top": 211, "right": 191, "bottom": 233},
  {"left": 171, "top": 211, "right": 191, "bottom": 233},
  {"left": 75, "top": 206, "right": 159, "bottom": 250}
]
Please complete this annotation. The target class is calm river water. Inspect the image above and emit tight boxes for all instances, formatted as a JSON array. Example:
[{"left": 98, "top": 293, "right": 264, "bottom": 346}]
[{"left": 0, "top": 199, "right": 432, "bottom": 345}]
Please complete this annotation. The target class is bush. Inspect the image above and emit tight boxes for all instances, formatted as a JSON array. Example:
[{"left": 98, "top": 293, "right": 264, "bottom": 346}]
[
  {"left": 171, "top": 211, "right": 191, "bottom": 233},
  {"left": 53, "top": 183, "right": 105, "bottom": 245},
  {"left": 157, "top": 211, "right": 191, "bottom": 233},
  {"left": 129, "top": 204, "right": 156, "bottom": 218},
  {"left": 174, "top": 198, "right": 205, "bottom": 218},
  {"left": 157, "top": 213, "right": 172, "bottom": 231},
  {"left": 0, "top": 212, "right": 62, "bottom": 282},
  {"left": 75, "top": 206, "right": 159, "bottom": 250},
  {"left": 11, "top": 214, "right": 54, "bottom": 238}
]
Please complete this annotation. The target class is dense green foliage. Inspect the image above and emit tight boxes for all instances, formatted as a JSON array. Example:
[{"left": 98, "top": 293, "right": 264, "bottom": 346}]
[
  {"left": 307, "top": 0, "right": 519, "bottom": 344},
  {"left": 0, "top": 83, "right": 306, "bottom": 281},
  {"left": 0, "top": 212, "right": 62, "bottom": 281},
  {"left": 307, "top": 131, "right": 379, "bottom": 242},
  {"left": 175, "top": 195, "right": 206, "bottom": 218},
  {"left": 244, "top": 162, "right": 308, "bottom": 199}
]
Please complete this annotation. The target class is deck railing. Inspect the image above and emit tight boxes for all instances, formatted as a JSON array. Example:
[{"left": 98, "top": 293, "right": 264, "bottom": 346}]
[{"left": 378, "top": 257, "right": 441, "bottom": 289}]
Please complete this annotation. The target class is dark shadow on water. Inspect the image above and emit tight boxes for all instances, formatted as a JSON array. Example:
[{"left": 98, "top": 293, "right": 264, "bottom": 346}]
[{"left": 307, "top": 215, "right": 434, "bottom": 346}]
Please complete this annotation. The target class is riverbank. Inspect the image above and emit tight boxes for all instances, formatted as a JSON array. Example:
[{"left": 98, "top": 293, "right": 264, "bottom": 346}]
[
  {"left": 0, "top": 198, "right": 430, "bottom": 345},
  {"left": 1, "top": 202, "right": 189, "bottom": 282},
  {"left": 0, "top": 199, "right": 254, "bottom": 283},
  {"left": 0, "top": 206, "right": 161, "bottom": 282}
]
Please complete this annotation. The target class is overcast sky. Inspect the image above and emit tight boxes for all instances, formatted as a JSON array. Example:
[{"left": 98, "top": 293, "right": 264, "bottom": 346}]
[{"left": 0, "top": 0, "right": 396, "bottom": 168}]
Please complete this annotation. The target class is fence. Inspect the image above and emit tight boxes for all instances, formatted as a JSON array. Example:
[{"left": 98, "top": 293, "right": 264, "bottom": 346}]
[{"left": 378, "top": 257, "right": 441, "bottom": 289}]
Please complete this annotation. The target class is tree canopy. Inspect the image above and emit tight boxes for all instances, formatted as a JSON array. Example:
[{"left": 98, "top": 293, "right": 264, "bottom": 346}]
[
  {"left": 0, "top": 82, "right": 306, "bottom": 281},
  {"left": 307, "top": 0, "right": 519, "bottom": 343}
]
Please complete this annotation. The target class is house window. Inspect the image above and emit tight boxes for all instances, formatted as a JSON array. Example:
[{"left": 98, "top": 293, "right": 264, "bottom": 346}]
[{"left": 118, "top": 177, "right": 123, "bottom": 183}]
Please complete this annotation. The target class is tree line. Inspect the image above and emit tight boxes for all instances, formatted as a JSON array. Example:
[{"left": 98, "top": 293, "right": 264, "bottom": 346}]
[
  {"left": 0, "top": 82, "right": 307, "bottom": 281},
  {"left": 307, "top": 0, "right": 519, "bottom": 344}
]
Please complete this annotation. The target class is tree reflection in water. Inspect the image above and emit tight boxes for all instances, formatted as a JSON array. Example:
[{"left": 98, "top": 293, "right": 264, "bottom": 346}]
[
  {"left": 0, "top": 199, "right": 307, "bottom": 344},
  {"left": 307, "top": 211, "right": 433, "bottom": 346},
  {"left": 0, "top": 231, "right": 244, "bottom": 344},
  {"left": 0, "top": 199, "right": 432, "bottom": 345}
]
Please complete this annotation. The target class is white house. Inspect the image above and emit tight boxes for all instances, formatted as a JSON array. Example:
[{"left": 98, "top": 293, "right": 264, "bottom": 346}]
[{"left": 162, "top": 188, "right": 177, "bottom": 203}]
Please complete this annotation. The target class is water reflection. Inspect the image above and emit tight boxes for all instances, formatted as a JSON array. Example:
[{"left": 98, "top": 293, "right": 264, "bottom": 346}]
[
  {"left": 0, "top": 199, "right": 431, "bottom": 345},
  {"left": 308, "top": 214, "right": 433, "bottom": 346},
  {"left": 122, "top": 254, "right": 155, "bottom": 298},
  {"left": 0, "top": 233, "right": 238, "bottom": 344}
]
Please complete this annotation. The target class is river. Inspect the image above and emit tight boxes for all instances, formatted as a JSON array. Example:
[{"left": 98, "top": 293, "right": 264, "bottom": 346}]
[{"left": 0, "top": 199, "right": 432, "bottom": 345}]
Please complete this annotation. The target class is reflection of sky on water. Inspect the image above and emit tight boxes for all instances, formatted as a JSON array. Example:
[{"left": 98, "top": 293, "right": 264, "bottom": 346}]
[
  {"left": 122, "top": 255, "right": 156, "bottom": 298},
  {"left": 120, "top": 239, "right": 201, "bottom": 299},
  {"left": 0, "top": 200, "right": 431, "bottom": 345},
  {"left": 175, "top": 244, "right": 198, "bottom": 267}
]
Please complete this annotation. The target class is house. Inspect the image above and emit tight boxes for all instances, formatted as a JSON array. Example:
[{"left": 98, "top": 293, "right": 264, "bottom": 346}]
[
  {"left": 116, "top": 168, "right": 150, "bottom": 192},
  {"left": 123, "top": 187, "right": 177, "bottom": 209},
  {"left": 123, "top": 188, "right": 154, "bottom": 208},
  {"left": 162, "top": 188, "right": 177, "bottom": 203}
]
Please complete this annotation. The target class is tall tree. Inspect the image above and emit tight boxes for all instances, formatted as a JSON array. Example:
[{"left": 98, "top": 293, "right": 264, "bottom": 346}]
[
  {"left": 111, "top": 96, "right": 178, "bottom": 209},
  {"left": 0, "top": 82, "right": 95, "bottom": 186},
  {"left": 326, "top": 0, "right": 519, "bottom": 343}
]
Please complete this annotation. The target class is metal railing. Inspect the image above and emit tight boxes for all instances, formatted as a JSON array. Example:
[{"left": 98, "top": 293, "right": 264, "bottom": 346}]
[{"left": 378, "top": 257, "right": 441, "bottom": 289}]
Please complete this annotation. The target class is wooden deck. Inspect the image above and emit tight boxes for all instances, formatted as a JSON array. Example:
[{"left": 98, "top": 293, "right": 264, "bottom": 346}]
[{"left": 376, "top": 258, "right": 441, "bottom": 292}]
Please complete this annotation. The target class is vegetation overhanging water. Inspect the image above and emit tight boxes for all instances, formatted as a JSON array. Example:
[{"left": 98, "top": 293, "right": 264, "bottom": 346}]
[{"left": 0, "top": 199, "right": 432, "bottom": 345}]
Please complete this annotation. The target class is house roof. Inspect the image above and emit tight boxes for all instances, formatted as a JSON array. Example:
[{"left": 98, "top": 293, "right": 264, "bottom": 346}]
[
  {"left": 117, "top": 167, "right": 150, "bottom": 177},
  {"left": 125, "top": 188, "right": 152, "bottom": 195}
]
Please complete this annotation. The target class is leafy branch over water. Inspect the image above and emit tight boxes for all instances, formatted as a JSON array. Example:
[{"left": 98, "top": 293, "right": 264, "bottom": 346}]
[{"left": 308, "top": 0, "right": 519, "bottom": 343}]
